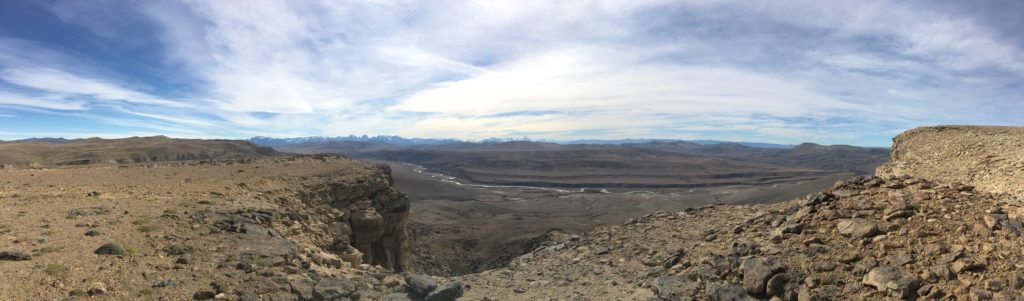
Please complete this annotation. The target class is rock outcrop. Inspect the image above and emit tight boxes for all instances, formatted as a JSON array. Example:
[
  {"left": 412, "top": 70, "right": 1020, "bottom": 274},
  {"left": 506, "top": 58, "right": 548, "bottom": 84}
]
[
  {"left": 288, "top": 162, "right": 412, "bottom": 272},
  {"left": 878, "top": 125, "right": 1024, "bottom": 197}
]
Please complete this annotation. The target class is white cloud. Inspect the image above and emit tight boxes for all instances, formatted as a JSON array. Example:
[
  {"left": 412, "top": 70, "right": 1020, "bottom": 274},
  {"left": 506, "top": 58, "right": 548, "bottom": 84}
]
[
  {"left": 0, "top": 91, "right": 88, "bottom": 110},
  {"left": 0, "top": 67, "right": 185, "bottom": 107},
  {"left": 0, "top": 0, "right": 1021, "bottom": 145}
]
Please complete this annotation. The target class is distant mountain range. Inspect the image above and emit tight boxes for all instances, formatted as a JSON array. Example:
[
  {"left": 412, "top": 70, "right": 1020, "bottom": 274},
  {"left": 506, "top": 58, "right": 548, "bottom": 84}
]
[
  {"left": 249, "top": 135, "right": 796, "bottom": 149},
  {"left": 250, "top": 135, "right": 460, "bottom": 147}
]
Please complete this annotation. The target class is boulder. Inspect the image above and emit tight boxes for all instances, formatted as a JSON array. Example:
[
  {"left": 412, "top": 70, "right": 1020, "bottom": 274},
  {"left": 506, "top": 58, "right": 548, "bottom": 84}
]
[
  {"left": 313, "top": 278, "right": 355, "bottom": 300},
  {"left": 0, "top": 251, "right": 31, "bottom": 261},
  {"left": 708, "top": 282, "right": 756, "bottom": 301},
  {"left": 406, "top": 274, "right": 437, "bottom": 297},
  {"left": 651, "top": 275, "right": 700, "bottom": 300},
  {"left": 740, "top": 257, "right": 784, "bottom": 295},
  {"left": 286, "top": 274, "right": 315, "bottom": 301},
  {"left": 836, "top": 219, "right": 879, "bottom": 238},
  {"left": 425, "top": 282, "right": 464, "bottom": 301},
  {"left": 863, "top": 266, "right": 919, "bottom": 299}
]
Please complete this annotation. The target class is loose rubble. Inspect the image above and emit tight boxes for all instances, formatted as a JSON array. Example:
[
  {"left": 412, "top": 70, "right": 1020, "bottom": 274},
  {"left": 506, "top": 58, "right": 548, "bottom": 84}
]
[{"left": 456, "top": 174, "right": 1024, "bottom": 300}]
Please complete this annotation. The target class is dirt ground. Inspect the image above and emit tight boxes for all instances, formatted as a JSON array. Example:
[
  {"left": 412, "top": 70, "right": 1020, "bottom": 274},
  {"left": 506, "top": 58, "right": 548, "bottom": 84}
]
[{"left": 0, "top": 157, "right": 374, "bottom": 300}]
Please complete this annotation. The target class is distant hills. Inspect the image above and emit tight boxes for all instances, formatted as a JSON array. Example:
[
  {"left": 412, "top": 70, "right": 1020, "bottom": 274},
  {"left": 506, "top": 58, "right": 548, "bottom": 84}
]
[
  {"left": 0, "top": 136, "right": 277, "bottom": 167},
  {"left": 250, "top": 135, "right": 459, "bottom": 147},
  {"left": 249, "top": 135, "right": 795, "bottom": 148},
  {"left": 265, "top": 136, "right": 889, "bottom": 188}
]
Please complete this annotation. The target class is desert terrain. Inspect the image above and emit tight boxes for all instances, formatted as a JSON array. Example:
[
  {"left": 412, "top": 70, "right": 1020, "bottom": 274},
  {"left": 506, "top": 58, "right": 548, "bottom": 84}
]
[
  {"left": 1, "top": 126, "right": 1021, "bottom": 301},
  {"left": 388, "top": 161, "right": 854, "bottom": 276},
  {"left": 269, "top": 139, "right": 886, "bottom": 276},
  {"left": 0, "top": 152, "right": 425, "bottom": 300}
]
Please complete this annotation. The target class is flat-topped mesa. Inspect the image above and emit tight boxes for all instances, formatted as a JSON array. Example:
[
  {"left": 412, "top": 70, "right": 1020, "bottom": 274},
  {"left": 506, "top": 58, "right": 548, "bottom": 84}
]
[
  {"left": 877, "top": 125, "right": 1024, "bottom": 197},
  {"left": 294, "top": 162, "right": 412, "bottom": 272}
]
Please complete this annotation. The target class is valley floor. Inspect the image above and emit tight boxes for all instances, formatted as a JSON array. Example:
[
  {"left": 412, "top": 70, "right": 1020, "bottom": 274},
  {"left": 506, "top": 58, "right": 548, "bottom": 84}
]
[{"left": 387, "top": 161, "right": 855, "bottom": 276}]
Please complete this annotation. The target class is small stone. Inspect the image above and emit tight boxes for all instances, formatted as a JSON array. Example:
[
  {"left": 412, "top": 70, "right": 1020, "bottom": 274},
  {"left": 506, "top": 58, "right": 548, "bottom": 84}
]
[
  {"left": 836, "top": 219, "right": 879, "bottom": 238},
  {"left": 152, "top": 279, "right": 176, "bottom": 288},
  {"left": 194, "top": 290, "right": 217, "bottom": 300},
  {"left": 236, "top": 261, "right": 256, "bottom": 273},
  {"left": 789, "top": 207, "right": 814, "bottom": 222},
  {"left": 87, "top": 282, "right": 107, "bottom": 296},
  {"left": 704, "top": 233, "right": 718, "bottom": 241},
  {"left": 951, "top": 259, "right": 985, "bottom": 273},
  {"left": 729, "top": 242, "right": 759, "bottom": 257},
  {"left": 94, "top": 243, "right": 126, "bottom": 256},
  {"left": 921, "top": 265, "right": 954, "bottom": 281},
  {"left": 804, "top": 192, "right": 834, "bottom": 206},
  {"left": 84, "top": 229, "right": 100, "bottom": 237},
  {"left": 883, "top": 182, "right": 905, "bottom": 189},
  {"left": 985, "top": 214, "right": 1007, "bottom": 230},
  {"left": 176, "top": 256, "right": 191, "bottom": 265}
]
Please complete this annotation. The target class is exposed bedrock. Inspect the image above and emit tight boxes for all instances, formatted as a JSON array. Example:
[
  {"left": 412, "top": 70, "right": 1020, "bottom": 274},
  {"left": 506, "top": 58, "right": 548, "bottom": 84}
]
[{"left": 296, "top": 163, "right": 412, "bottom": 272}]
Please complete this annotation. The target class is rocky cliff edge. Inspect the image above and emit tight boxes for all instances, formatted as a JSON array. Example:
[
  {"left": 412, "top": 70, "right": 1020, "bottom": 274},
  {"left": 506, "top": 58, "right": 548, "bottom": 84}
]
[{"left": 454, "top": 126, "right": 1024, "bottom": 300}]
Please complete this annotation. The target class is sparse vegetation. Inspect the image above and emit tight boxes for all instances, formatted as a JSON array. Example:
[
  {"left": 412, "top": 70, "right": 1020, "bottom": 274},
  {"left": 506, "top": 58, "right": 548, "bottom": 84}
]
[
  {"left": 131, "top": 216, "right": 152, "bottom": 226},
  {"left": 33, "top": 246, "right": 62, "bottom": 257},
  {"left": 95, "top": 243, "right": 126, "bottom": 256},
  {"left": 163, "top": 244, "right": 194, "bottom": 256},
  {"left": 133, "top": 216, "right": 158, "bottom": 233},
  {"left": 42, "top": 264, "right": 69, "bottom": 279},
  {"left": 137, "top": 225, "right": 158, "bottom": 233},
  {"left": 211, "top": 282, "right": 232, "bottom": 294}
]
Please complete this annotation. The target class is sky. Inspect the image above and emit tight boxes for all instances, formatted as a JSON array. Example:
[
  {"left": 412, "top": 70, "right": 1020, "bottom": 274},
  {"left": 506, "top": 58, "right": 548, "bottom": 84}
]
[{"left": 0, "top": 0, "right": 1022, "bottom": 147}]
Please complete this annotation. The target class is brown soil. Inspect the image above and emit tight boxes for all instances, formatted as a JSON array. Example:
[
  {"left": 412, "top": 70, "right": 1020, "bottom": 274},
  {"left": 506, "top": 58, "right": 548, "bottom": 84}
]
[{"left": 0, "top": 156, "right": 406, "bottom": 300}]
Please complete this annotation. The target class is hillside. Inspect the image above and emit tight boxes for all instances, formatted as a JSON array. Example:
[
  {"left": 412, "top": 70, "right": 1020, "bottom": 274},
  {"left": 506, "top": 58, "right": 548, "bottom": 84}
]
[
  {"left": 0, "top": 136, "right": 278, "bottom": 167},
  {"left": 627, "top": 141, "right": 889, "bottom": 174},
  {"left": 452, "top": 125, "right": 1024, "bottom": 300},
  {"left": 0, "top": 155, "right": 420, "bottom": 300},
  {"left": 878, "top": 125, "right": 1024, "bottom": 196}
]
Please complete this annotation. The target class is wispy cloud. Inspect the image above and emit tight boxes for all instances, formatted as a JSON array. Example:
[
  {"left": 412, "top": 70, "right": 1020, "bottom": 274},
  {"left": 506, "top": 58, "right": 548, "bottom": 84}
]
[{"left": 0, "top": 0, "right": 1021, "bottom": 145}]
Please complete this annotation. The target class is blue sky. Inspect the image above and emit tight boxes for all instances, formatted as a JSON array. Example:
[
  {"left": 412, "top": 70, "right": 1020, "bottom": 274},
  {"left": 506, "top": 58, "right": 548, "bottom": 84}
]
[{"left": 1, "top": 0, "right": 1022, "bottom": 146}]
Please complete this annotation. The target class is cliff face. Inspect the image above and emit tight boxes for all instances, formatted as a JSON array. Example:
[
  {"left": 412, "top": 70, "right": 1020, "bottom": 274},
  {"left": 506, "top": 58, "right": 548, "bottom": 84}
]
[
  {"left": 877, "top": 126, "right": 1024, "bottom": 197},
  {"left": 292, "top": 161, "right": 412, "bottom": 272}
]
